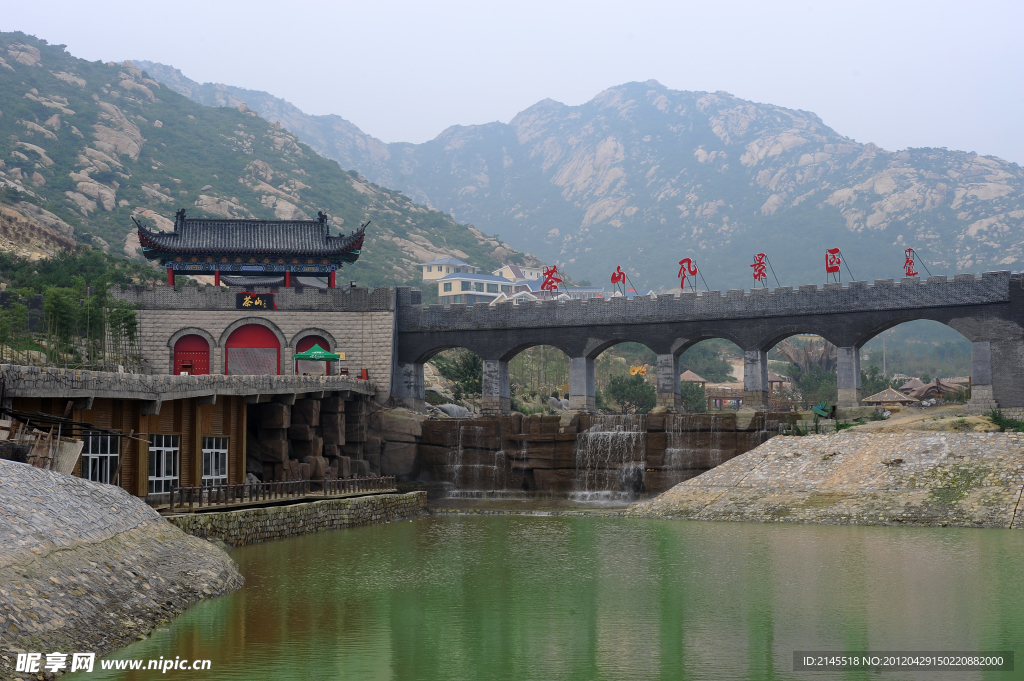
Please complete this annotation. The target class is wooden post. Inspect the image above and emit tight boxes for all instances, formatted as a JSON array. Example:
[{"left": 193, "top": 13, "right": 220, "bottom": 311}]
[
  {"left": 214, "top": 269, "right": 220, "bottom": 287},
  {"left": 137, "top": 433, "right": 149, "bottom": 497},
  {"left": 328, "top": 270, "right": 336, "bottom": 288},
  {"left": 193, "top": 399, "right": 204, "bottom": 487},
  {"left": 284, "top": 271, "right": 291, "bottom": 287},
  {"left": 167, "top": 267, "right": 175, "bottom": 287}
]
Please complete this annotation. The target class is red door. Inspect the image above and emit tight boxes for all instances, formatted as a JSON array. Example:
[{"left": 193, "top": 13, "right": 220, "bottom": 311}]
[
  {"left": 174, "top": 335, "right": 210, "bottom": 375},
  {"left": 295, "top": 335, "right": 331, "bottom": 375},
  {"left": 225, "top": 325, "right": 280, "bottom": 375}
]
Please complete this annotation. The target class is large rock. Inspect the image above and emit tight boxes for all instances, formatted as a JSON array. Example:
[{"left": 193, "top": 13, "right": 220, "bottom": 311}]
[
  {"left": 322, "top": 411, "right": 345, "bottom": 445},
  {"left": 259, "top": 440, "right": 289, "bottom": 464},
  {"left": 379, "top": 408, "right": 427, "bottom": 442},
  {"left": 322, "top": 411, "right": 345, "bottom": 429},
  {"left": 380, "top": 441, "right": 418, "bottom": 477},
  {"left": 321, "top": 396, "right": 346, "bottom": 413},
  {"left": 346, "top": 421, "right": 368, "bottom": 442},
  {"left": 261, "top": 403, "right": 291, "bottom": 429},
  {"left": 288, "top": 424, "right": 315, "bottom": 441},
  {"left": 292, "top": 437, "right": 323, "bottom": 459},
  {"left": 258, "top": 427, "right": 287, "bottom": 441},
  {"left": 292, "top": 399, "right": 321, "bottom": 426}
]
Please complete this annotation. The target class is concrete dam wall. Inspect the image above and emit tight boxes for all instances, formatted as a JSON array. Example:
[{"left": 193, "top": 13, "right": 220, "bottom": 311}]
[{"left": 374, "top": 411, "right": 798, "bottom": 497}]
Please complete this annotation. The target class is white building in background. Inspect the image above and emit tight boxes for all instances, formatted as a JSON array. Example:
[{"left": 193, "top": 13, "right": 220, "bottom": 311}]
[
  {"left": 492, "top": 263, "right": 544, "bottom": 283},
  {"left": 419, "top": 257, "right": 480, "bottom": 282},
  {"left": 438, "top": 272, "right": 515, "bottom": 306}
]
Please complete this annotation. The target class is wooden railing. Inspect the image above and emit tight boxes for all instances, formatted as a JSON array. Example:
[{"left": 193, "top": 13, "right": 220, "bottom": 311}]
[{"left": 165, "top": 476, "right": 397, "bottom": 512}]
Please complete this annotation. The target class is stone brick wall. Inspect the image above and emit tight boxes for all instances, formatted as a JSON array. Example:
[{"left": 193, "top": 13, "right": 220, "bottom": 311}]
[
  {"left": 167, "top": 491, "right": 427, "bottom": 546},
  {"left": 110, "top": 285, "right": 398, "bottom": 400},
  {"left": 627, "top": 432, "right": 1024, "bottom": 529},
  {"left": 136, "top": 309, "right": 396, "bottom": 398}
]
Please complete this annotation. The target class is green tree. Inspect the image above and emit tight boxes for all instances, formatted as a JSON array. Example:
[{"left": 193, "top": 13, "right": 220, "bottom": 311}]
[
  {"left": 860, "top": 365, "right": 890, "bottom": 397},
  {"left": 432, "top": 349, "right": 483, "bottom": 396},
  {"left": 789, "top": 365, "right": 837, "bottom": 406},
  {"left": 680, "top": 381, "right": 707, "bottom": 413},
  {"left": 607, "top": 374, "right": 657, "bottom": 414},
  {"left": 679, "top": 341, "right": 734, "bottom": 382}
]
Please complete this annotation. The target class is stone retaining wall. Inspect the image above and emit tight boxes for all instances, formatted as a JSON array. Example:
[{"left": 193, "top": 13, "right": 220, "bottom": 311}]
[
  {"left": 0, "top": 461, "right": 242, "bottom": 679},
  {"left": 166, "top": 491, "right": 427, "bottom": 546},
  {"left": 627, "top": 432, "right": 1024, "bottom": 528}
]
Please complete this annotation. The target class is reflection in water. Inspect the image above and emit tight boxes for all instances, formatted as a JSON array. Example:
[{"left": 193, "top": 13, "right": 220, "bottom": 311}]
[{"left": 96, "top": 518, "right": 1024, "bottom": 681}]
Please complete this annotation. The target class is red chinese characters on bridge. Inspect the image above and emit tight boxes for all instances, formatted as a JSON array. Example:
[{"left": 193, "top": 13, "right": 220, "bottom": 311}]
[
  {"left": 903, "top": 249, "right": 919, "bottom": 277},
  {"left": 751, "top": 253, "right": 767, "bottom": 283},
  {"left": 678, "top": 258, "right": 697, "bottom": 289},
  {"left": 541, "top": 265, "right": 562, "bottom": 292},
  {"left": 825, "top": 248, "right": 842, "bottom": 274}
]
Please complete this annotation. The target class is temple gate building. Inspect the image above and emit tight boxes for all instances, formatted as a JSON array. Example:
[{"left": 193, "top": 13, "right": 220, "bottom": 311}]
[{"left": 137, "top": 210, "right": 365, "bottom": 288}]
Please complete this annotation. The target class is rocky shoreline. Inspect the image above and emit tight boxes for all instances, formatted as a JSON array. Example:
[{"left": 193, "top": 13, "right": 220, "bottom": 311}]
[
  {"left": 627, "top": 432, "right": 1024, "bottom": 528},
  {"left": 0, "top": 461, "right": 242, "bottom": 680}
]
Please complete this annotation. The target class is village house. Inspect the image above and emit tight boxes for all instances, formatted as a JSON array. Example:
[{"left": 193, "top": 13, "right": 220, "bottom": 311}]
[
  {"left": 438, "top": 272, "right": 515, "bottom": 305},
  {"left": 419, "top": 257, "right": 480, "bottom": 282},
  {"left": 492, "top": 263, "right": 544, "bottom": 283}
]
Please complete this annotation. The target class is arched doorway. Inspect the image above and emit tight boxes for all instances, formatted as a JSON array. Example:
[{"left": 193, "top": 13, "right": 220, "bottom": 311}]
[
  {"left": 173, "top": 334, "right": 210, "bottom": 375},
  {"left": 225, "top": 324, "right": 280, "bottom": 375},
  {"left": 295, "top": 335, "right": 332, "bottom": 375}
]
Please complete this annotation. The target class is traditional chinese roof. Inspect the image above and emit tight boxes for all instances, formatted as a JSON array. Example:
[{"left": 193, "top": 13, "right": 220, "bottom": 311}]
[
  {"left": 137, "top": 210, "right": 365, "bottom": 260},
  {"left": 862, "top": 387, "right": 919, "bottom": 405},
  {"left": 680, "top": 370, "right": 706, "bottom": 383}
]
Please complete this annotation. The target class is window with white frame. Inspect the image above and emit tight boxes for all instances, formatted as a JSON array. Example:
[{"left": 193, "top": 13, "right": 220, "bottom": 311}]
[
  {"left": 81, "top": 432, "right": 119, "bottom": 485},
  {"left": 148, "top": 434, "right": 180, "bottom": 494},
  {"left": 427, "top": 265, "right": 432, "bottom": 272},
  {"left": 202, "top": 436, "right": 228, "bottom": 486}
]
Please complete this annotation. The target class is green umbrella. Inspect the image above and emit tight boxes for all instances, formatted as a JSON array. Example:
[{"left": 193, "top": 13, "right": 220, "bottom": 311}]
[{"left": 294, "top": 344, "right": 341, "bottom": 361}]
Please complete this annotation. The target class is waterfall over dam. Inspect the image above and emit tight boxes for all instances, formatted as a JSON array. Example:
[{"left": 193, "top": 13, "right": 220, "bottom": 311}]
[{"left": 411, "top": 411, "right": 797, "bottom": 498}]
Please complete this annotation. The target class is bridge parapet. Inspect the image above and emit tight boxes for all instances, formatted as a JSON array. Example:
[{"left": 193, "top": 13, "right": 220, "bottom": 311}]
[{"left": 398, "top": 272, "right": 1012, "bottom": 332}]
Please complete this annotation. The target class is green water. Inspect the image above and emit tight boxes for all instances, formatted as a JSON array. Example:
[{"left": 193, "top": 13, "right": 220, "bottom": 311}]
[{"left": 96, "top": 516, "right": 1024, "bottom": 680}]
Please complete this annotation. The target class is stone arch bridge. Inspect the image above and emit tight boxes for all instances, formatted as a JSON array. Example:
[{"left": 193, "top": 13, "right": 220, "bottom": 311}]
[{"left": 393, "top": 272, "right": 1024, "bottom": 415}]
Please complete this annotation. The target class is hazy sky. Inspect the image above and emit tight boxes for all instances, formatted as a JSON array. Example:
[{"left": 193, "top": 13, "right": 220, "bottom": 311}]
[{"left": 6, "top": 1, "right": 1023, "bottom": 162}]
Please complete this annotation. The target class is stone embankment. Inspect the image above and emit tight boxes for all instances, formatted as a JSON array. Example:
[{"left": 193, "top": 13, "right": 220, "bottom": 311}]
[
  {"left": 627, "top": 432, "right": 1024, "bottom": 528},
  {"left": 0, "top": 461, "right": 242, "bottom": 680},
  {"left": 167, "top": 491, "right": 427, "bottom": 546}
]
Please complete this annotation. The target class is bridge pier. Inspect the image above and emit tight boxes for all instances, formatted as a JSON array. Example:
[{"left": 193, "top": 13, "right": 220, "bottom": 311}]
[
  {"left": 656, "top": 354, "right": 681, "bottom": 412},
  {"left": 569, "top": 357, "right": 596, "bottom": 412},
  {"left": 837, "top": 346, "right": 862, "bottom": 407},
  {"left": 967, "top": 340, "right": 997, "bottom": 414},
  {"left": 481, "top": 359, "right": 511, "bottom": 416},
  {"left": 743, "top": 349, "right": 769, "bottom": 411},
  {"left": 392, "top": 361, "right": 426, "bottom": 412}
]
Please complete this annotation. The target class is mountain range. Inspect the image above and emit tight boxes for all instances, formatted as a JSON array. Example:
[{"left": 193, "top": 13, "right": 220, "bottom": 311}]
[
  {"left": 138, "top": 61, "right": 1024, "bottom": 291},
  {"left": 0, "top": 32, "right": 536, "bottom": 291}
]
